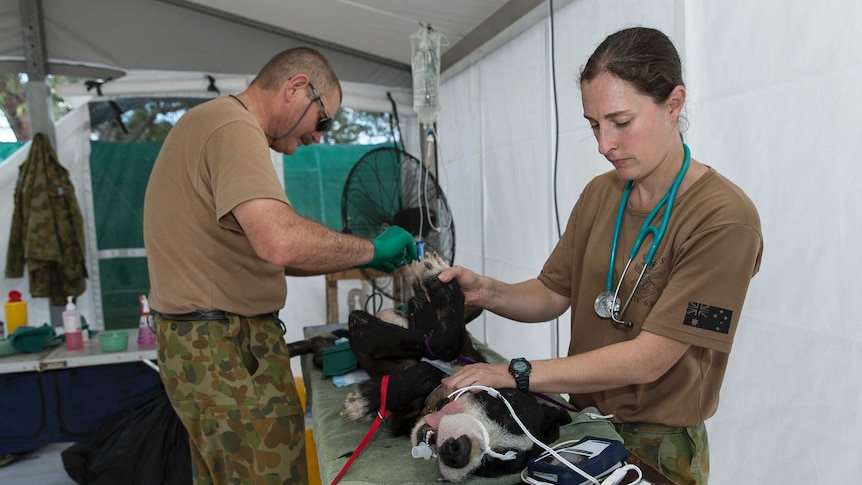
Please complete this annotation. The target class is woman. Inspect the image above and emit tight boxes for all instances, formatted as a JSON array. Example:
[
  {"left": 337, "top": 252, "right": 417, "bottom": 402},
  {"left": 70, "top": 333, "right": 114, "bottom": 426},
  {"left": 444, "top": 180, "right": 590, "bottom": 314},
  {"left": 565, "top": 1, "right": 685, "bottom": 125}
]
[{"left": 440, "top": 27, "right": 762, "bottom": 484}]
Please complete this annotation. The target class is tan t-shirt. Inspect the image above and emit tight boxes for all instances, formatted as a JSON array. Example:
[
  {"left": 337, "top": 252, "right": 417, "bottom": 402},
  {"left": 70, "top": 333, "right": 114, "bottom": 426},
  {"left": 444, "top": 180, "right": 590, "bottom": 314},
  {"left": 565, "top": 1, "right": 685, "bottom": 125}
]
[
  {"left": 538, "top": 168, "right": 762, "bottom": 426},
  {"left": 143, "top": 97, "right": 290, "bottom": 316}
]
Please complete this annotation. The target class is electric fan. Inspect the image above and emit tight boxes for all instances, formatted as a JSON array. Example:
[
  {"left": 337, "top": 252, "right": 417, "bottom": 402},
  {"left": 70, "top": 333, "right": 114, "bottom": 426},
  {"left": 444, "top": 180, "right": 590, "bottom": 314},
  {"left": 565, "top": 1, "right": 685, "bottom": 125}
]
[{"left": 342, "top": 147, "right": 455, "bottom": 302}]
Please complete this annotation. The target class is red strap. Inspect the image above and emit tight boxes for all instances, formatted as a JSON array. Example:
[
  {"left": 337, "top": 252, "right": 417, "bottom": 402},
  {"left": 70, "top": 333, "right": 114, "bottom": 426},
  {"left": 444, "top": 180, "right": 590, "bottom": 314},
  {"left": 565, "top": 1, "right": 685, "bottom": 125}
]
[{"left": 331, "top": 375, "right": 391, "bottom": 485}]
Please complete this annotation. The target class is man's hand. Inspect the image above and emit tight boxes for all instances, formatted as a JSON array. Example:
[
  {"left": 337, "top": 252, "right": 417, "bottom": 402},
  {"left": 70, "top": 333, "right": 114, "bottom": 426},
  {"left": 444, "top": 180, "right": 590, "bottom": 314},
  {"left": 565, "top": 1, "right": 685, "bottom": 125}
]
[{"left": 358, "top": 226, "right": 418, "bottom": 273}]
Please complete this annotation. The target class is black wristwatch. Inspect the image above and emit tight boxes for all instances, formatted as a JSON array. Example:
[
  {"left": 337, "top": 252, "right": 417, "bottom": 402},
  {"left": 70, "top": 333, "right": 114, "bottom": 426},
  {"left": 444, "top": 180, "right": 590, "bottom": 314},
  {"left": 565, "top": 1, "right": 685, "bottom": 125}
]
[{"left": 508, "top": 357, "right": 531, "bottom": 393}]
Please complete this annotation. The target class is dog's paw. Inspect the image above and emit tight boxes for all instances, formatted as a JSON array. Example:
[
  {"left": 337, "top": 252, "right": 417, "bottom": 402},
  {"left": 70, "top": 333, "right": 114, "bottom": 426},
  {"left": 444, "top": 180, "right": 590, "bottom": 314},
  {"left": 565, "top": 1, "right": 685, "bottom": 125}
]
[
  {"left": 341, "top": 387, "right": 374, "bottom": 421},
  {"left": 419, "top": 251, "right": 449, "bottom": 279},
  {"left": 406, "top": 251, "right": 447, "bottom": 282},
  {"left": 406, "top": 251, "right": 453, "bottom": 301}
]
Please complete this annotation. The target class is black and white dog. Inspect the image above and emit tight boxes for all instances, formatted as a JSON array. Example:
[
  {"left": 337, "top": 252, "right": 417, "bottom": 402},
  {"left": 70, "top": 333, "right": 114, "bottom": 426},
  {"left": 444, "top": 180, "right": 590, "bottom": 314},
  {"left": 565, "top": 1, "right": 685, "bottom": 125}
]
[{"left": 338, "top": 252, "right": 572, "bottom": 481}]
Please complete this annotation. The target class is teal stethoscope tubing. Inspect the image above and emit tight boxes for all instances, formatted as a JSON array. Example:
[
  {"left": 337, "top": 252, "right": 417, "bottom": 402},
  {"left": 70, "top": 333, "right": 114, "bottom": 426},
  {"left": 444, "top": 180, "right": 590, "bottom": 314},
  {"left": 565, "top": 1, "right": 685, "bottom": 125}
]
[{"left": 601, "top": 143, "right": 691, "bottom": 324}]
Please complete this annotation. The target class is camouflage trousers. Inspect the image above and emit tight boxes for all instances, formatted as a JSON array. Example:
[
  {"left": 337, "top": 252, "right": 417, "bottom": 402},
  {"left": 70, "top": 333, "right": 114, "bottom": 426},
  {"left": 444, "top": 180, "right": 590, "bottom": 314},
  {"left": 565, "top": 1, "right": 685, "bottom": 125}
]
[
  {"left": 156, "top": 313, "right": 308, "bottom": 485},
  {"left": 615, "top": 422, "right": 709, "bottom": 485}
]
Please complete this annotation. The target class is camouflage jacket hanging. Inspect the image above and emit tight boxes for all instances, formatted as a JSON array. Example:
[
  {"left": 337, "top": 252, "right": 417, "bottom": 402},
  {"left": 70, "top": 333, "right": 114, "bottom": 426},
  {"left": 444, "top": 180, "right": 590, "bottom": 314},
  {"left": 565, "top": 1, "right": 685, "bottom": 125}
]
[{"left": 5, "top": 133, "right": 88, "bottom": 305}]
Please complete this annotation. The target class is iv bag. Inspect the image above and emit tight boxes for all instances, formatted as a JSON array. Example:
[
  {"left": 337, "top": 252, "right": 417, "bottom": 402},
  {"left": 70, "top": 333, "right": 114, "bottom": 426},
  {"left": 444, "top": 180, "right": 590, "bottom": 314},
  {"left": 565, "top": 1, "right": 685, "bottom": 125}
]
[{"left": 410, "top": 26, "right": 442, "bottom": 125}]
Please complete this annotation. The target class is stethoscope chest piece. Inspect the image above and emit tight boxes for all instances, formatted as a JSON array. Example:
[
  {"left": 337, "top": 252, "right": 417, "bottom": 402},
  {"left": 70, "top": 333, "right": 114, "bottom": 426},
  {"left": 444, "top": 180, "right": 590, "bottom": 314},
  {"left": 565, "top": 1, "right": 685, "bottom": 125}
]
[{"left": 594, "top": 291, "right": 619, "bottom": 319}]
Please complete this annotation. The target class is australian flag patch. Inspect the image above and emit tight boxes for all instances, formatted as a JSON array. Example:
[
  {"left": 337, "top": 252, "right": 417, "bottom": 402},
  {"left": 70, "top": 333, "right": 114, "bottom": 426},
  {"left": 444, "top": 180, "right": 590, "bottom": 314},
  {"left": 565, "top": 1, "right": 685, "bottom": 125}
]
[{"left": 683, "top": 302, "right": 732, "bottom": 334}]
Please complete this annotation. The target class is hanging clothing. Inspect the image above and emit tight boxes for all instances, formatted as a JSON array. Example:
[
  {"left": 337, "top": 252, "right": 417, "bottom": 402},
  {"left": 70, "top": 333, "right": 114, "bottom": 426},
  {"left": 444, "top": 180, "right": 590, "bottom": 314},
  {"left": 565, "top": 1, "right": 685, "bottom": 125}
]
[{"left": 5, "top": 133, "right": 88, "bottom": 305}]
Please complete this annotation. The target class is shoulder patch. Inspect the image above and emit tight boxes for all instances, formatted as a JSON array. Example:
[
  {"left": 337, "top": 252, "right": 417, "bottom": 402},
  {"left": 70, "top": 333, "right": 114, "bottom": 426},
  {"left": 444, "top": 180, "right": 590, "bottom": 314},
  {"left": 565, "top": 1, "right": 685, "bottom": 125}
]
[{"left": 683, "top": 302, "right": 732, "bottom": 334}]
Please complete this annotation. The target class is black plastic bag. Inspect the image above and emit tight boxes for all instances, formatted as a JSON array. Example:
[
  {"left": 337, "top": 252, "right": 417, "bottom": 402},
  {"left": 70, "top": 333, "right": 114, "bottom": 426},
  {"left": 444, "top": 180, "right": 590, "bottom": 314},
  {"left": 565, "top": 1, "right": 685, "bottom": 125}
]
[{"left": 62, "top": 390, "right": 192, "bottom": 485}]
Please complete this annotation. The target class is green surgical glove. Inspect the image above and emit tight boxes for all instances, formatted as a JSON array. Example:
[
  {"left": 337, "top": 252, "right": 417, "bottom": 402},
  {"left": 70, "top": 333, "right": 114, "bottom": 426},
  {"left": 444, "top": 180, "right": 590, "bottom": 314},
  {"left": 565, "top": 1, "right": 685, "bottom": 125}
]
[{"left": 358, "top": 226, "right": 418, "bottom": 273}]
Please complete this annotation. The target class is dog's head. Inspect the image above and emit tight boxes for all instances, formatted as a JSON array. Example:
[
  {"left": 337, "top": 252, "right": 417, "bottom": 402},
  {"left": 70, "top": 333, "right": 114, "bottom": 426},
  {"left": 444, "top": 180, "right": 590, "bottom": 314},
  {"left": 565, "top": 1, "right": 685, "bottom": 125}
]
[{"left": 410, "top": 388, "right": 572, "bottom": 481}]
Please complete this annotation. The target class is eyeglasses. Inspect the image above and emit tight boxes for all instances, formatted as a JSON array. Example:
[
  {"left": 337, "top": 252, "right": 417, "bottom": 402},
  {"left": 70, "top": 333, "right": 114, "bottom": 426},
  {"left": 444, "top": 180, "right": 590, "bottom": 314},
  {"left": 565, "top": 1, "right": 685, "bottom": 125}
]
[{"left": 308, "top": 82, "right": 334, "bottom": 133}]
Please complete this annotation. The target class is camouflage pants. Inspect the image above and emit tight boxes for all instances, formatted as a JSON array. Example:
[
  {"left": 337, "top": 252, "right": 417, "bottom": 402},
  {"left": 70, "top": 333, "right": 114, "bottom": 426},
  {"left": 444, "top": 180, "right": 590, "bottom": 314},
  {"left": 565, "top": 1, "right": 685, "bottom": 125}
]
[
  {"left": 615, "top": 422, "right": 709, "bottom": 485},
  {"left": 156, "top": 313, "right": 308, "bottom": 485}
]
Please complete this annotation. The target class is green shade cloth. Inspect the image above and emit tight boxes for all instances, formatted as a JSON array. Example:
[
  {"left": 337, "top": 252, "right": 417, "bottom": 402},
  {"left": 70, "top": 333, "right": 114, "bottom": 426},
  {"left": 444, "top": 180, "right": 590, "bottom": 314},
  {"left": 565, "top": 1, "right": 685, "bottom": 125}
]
[
  {"left": 87, "top": 141, "right": 390, "bottom": 328},
  {"left": 0, "top": 141, "right": 25, "bottom": 161},
  {"left": 285, "top": 143, "right": 395, "bottom": 230}
]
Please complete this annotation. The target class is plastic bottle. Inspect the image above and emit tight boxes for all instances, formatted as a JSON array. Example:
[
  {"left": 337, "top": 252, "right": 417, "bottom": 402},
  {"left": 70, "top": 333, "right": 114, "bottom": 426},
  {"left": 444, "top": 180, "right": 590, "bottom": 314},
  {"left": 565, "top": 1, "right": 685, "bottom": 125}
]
[
  {"left": 4, "top": 290, "right": 28, "bottom": 337},
  {"left": 410, "top": 25, "right": 442, "bottom": 125},
  {"left": 63, "top": 296, "right": 84, "bottom": 351},
  {"left": 137, "top": 295, "right": 156, "bottom": 348}
]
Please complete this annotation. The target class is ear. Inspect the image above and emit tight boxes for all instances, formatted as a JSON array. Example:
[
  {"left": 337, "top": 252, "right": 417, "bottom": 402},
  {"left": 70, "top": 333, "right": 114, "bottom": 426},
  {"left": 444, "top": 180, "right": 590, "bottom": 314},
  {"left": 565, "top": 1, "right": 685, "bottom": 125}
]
[
  {"left": 667, "top": 84, "right": 686, "bottom": 122},
  {"left": 284, "top": 74, "right": 310, "bottom": 102}
]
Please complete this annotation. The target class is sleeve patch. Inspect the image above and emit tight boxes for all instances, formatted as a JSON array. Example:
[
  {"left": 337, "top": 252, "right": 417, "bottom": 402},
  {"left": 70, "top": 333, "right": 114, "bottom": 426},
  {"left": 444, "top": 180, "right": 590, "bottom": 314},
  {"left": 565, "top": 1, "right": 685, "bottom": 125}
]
[{"left": 683, "top": 302, "right": 732, "bottom": 334}]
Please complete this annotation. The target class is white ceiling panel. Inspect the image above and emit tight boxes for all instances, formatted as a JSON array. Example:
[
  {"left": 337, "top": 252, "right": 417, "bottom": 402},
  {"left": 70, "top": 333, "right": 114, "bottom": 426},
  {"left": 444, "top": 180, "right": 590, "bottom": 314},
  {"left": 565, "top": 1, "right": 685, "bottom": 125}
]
[{"left": 0, "top": 0, "right": 564, "bottom": 89}]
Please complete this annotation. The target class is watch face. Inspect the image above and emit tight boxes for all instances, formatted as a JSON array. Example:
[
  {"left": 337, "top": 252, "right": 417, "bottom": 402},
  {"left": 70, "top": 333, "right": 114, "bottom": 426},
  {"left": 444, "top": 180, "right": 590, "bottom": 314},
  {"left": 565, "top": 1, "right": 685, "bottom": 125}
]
[{"left": 512, "top": 359, "right": 529, "bottom": 374}]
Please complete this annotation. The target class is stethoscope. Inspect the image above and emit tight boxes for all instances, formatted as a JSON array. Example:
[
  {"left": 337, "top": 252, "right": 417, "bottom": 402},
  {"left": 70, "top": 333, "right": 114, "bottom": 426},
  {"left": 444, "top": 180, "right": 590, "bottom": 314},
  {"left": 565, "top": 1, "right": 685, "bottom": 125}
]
[{"left": 594, "top": 144, "right": 690, "bottom": 328}]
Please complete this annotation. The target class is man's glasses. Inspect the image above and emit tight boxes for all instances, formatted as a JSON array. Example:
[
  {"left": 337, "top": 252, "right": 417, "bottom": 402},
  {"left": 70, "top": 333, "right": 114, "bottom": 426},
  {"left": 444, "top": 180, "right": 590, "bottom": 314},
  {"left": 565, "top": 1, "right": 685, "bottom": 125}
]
[{"left": 309, "top": 83, "right": 334, "bottom": 133}]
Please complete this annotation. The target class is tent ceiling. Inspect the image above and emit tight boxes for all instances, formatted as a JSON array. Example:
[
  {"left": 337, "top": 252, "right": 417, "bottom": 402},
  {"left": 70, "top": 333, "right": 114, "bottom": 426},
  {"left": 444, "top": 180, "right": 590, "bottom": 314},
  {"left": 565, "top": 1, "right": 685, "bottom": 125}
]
[{"left": 0, "top": 0, "right": 563, "bottom": 89}]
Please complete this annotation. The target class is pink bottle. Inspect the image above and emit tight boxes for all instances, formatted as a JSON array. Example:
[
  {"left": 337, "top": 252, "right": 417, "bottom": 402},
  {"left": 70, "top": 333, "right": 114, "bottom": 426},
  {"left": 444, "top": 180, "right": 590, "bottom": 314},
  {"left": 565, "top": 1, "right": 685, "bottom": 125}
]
[
  {"left": 137, "top": 295, "right": 156, "bottom": 348},
  {"left": 63, "top": 296, "right": 84, "bottom": 351}
]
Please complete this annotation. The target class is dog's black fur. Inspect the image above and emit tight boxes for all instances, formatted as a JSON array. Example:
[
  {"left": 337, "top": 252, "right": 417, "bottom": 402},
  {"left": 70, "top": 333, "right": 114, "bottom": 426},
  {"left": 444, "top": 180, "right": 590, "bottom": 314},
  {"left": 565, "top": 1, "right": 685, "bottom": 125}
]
[
  {"left": 292, "top": 253, "right": 571, "bottom": 481},
  {"left": 340, "top": 253, "right": 485, "bottom": 436}
]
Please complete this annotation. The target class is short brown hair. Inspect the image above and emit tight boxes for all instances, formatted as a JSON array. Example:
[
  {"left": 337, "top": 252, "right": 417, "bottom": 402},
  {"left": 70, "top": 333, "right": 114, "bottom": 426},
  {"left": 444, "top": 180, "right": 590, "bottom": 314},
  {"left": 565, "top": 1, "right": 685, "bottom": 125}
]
[{"left": 252, "top": 47, "right": 342, "bottom": 102}]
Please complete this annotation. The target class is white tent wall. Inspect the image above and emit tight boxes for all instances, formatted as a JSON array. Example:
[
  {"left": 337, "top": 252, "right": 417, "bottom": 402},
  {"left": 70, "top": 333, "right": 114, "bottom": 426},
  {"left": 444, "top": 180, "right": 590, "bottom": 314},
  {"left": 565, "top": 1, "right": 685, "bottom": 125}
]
[
  {"left": 683, "top": 0, "right": 862, "bottom": 482},
  {"left": 436, "top": 0, "right": 860, "bottom": 483}
]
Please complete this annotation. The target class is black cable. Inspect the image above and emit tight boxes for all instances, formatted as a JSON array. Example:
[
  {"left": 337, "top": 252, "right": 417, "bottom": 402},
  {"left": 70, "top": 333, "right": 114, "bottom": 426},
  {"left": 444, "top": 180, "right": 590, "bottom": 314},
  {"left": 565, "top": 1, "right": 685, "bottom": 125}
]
[
  {"left": 387, "top": 92, "right": 405, "bottom": 150},
  {"left": 549, "top": 0, "right": 561, "bottom": 239},
  {"left": 108, "top": 100, "right": 128, "bottom": 134},
  {"left": 549, "top": 0, "right": 562, "bottom": 360},
  {"left": 364, "top": 289, "right": 383, "bottom": 315}
]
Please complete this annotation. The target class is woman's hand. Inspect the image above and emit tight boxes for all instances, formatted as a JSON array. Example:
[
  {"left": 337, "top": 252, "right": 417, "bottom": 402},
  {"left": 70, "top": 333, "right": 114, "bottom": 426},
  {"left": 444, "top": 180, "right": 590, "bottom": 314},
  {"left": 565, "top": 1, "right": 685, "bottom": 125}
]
[
  {"left": 442, "top": 362, "right": 513, "bottom": 395},
  {"left": 437, "top": 265, "right": 488, "bottom": 308}
]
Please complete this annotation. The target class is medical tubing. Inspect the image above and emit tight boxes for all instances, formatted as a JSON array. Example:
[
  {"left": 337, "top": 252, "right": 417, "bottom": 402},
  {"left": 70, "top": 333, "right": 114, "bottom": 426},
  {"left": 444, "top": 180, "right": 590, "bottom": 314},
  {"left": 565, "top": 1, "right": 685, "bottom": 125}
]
[
  {"left": 466, "top": 413, "right": 517, "bottom": 461},
  {"left": 599, "top": 464, "right": 643, "bottom": 485},
  {"left": 607, "top": 187, "right": 630, "bottom": 292},
  {"left": 418, "top": 126, "right": 452, "bottom": 235},
  {"left": 606, "top": 143, "right": 691, "bottom": 291},
  {"left": 632, "top": 143, "right": 691, "bottom": 264},
  {"left": 448, "top": 386, "right": 602, "bottom": 485}
]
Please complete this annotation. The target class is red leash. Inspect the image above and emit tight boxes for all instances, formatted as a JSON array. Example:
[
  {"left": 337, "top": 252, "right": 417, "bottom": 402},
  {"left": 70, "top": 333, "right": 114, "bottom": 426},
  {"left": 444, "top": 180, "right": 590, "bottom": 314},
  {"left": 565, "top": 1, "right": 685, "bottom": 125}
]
[{"left": 330, "top": 375, "right": 391, "bottom": 485}]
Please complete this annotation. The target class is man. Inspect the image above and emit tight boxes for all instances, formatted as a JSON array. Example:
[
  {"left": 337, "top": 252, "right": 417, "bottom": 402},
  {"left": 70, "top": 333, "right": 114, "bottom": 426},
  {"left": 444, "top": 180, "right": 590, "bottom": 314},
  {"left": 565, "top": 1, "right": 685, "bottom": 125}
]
[{"left": 143, "top": 47, "right": 416, "bottom": 484}]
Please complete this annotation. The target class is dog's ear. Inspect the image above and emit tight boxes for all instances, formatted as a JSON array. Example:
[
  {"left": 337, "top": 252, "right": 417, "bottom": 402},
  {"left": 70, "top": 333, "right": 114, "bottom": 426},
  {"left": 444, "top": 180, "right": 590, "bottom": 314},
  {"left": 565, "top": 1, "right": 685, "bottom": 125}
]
[{"left": 463, "top": 304, "right": 483, "bottom": 324}]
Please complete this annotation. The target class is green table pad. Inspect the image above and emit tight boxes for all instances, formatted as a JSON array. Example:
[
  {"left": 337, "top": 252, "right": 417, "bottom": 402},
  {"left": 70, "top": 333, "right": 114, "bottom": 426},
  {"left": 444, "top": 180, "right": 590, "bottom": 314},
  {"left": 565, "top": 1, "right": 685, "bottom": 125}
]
[{"left": 300, "top": 336, "right": 622, "bottom": 484}]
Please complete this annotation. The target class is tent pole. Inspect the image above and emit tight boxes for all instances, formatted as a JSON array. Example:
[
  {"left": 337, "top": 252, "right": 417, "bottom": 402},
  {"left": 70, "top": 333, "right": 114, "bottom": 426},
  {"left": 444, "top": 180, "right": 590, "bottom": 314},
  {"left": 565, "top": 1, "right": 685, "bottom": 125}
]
[
  {"left": 18, "top": 0, "right": 56, "bottom": 147},
  {"left": 19, "top": 0, "right": 62, "bottom": 327}
]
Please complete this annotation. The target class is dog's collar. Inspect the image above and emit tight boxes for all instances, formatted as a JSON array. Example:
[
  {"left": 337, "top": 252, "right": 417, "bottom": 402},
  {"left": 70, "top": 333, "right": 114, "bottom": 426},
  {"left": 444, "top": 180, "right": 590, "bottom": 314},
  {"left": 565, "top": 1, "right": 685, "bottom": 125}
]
[{"left": 423, "top": 384, "right": 446, "bottom": 414}]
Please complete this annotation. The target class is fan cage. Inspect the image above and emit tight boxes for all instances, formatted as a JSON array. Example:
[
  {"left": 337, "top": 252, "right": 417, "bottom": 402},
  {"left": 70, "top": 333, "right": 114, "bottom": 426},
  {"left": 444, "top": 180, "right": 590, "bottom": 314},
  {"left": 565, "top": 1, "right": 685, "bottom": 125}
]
[{"left": 341, "top": 147, "right": 455, "bottom": 302}]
